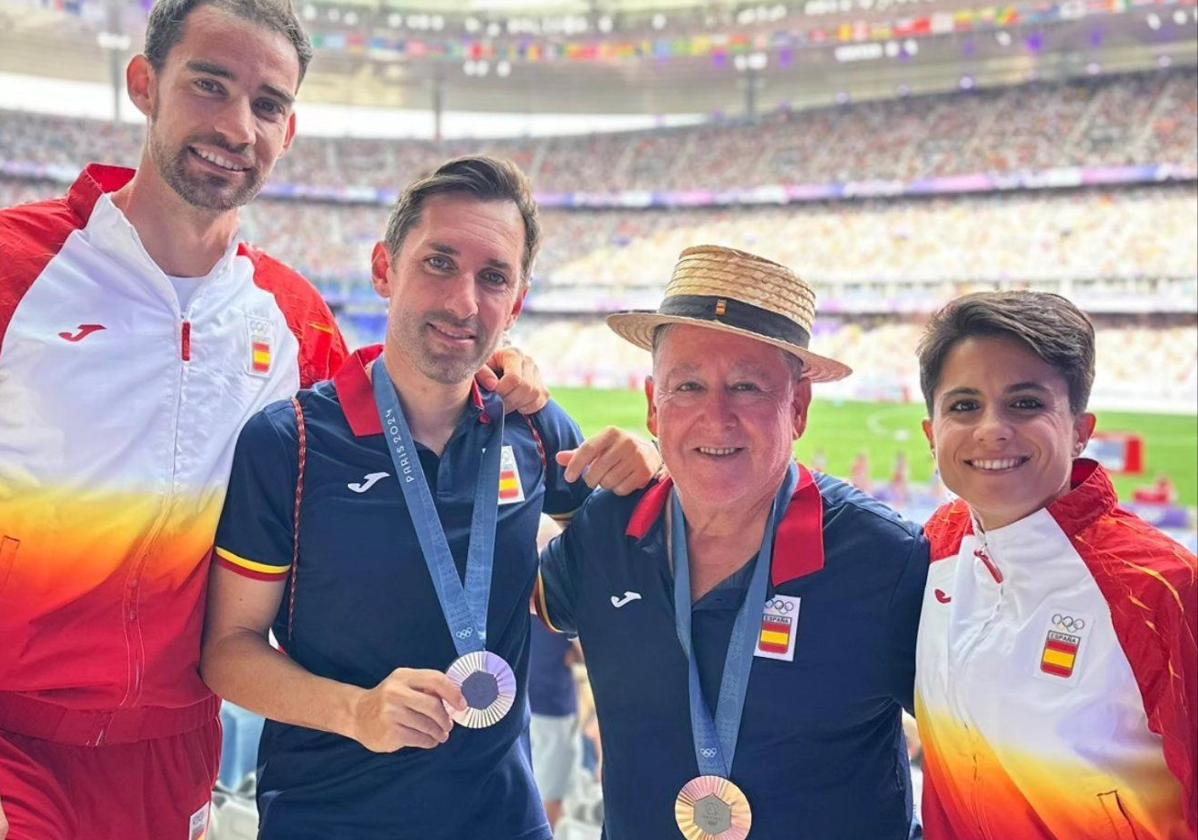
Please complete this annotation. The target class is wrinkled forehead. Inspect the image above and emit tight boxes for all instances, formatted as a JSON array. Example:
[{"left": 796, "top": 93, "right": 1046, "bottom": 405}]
[{"left": 653, "top": 326, "right": 793, "bottom": 380}]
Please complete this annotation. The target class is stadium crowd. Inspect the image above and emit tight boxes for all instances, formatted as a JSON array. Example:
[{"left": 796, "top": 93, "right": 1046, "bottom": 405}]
[
  {"left": 1, "top": 181, "right": 1192, "bottom": 297},
  {"left": 1, "top": 69, "right": 1195, "bottom": 193}
]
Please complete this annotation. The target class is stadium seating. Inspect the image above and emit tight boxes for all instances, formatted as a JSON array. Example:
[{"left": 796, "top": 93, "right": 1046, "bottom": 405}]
[{"left": 1, "top": 69, "right": 1195, "bottom": 193}]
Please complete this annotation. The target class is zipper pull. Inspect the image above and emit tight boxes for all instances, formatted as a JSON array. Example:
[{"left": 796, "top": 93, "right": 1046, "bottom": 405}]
[
  {"left": 974, "top": 548, "right": 1003, "bottom": 584},
  {"left": 181, "top": 320, "right": 192, "bottom": 362}
]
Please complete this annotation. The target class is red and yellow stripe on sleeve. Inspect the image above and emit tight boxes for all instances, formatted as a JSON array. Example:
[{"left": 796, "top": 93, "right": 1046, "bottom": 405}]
[
  {"left": 214, "top": 547, "right": 291, "bottom": 582},
  {"left": 534, "top": 571, "right": 566, "bottom": 634}
]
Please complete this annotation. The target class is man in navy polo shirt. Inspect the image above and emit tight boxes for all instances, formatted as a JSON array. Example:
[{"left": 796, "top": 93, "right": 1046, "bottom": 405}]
[
  {"left": 200, "top": 156, "right": 658, "bottom": 839},
  {"left": 536, "top": 246, "right": 929, "bottom": 840}
]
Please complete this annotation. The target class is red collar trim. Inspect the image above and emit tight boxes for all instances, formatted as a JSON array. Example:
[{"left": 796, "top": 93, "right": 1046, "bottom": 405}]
[
  {"left": 67, "top": 164, "right": 134, "bottom": 223},
  {"left": 333, "top": 345, "right": 489, "bottom": 437},
  {"left": 1047, "top": 459, "right": 1117, "bottom": 537},
  {"left": 626, "top": 464, "right": 826, "bottom": 587}
]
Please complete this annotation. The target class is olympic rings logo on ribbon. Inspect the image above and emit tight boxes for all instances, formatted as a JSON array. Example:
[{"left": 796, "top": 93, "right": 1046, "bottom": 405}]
[
  {"left": 766, "top": 598, "right": 795, "bottom": 613},
  {"left": 1052, "top": 614, "right": 1085, "bottom": 632},
  {"left": 457, "top": 628, "right": 474, "bottom": 639},
  {"left": 700, "top": 748, "right": 718, "bottom": 758}
]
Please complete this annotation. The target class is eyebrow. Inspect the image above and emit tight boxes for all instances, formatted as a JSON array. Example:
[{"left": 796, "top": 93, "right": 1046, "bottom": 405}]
[
  {"left": 940, "top": 382, "right": 1052, "bottom": 401},
  {"left": 185, "top": 60, "right": 295, "bottom": 107},
  {"left": 428, "top": 242, "right": 513, "bottom": 272}
]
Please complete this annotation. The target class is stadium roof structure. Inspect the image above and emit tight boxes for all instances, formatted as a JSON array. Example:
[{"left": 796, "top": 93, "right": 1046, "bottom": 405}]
[{"left": 0, "top": 0, "right": 1194, "bottom": 129}]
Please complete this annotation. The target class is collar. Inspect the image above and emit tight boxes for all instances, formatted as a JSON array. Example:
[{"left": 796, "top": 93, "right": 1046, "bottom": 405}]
[
  {"left": 67, "top": 163, "right": 134, "bottom": 222},
  {"left": 333, "top": 344, "right": 491, "bottom": 438},
  {"left": 1046, "top": 458, "right": 1118, "bottom": 538},
  {"left": 626, "top": 463, "right": 825, "bottom": 587}
]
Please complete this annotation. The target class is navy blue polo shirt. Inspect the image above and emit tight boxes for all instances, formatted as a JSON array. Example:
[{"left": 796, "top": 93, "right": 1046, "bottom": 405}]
[
  {"left": 215, "top": 346, "right": 589, "bottom": 840},
  {"left": 537, "top": 466, "right": 928, "bottom": 840}
]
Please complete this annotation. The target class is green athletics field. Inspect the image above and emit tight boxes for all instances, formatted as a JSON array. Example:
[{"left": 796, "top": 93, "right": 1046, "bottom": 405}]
[{"left": 552, "top": 388, "right": 1198, "bottom": 508}]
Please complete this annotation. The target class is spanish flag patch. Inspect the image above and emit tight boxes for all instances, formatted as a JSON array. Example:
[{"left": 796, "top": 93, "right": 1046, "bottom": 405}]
[{"left": 498, "top": 445, "right": 525, "bottom": 505}]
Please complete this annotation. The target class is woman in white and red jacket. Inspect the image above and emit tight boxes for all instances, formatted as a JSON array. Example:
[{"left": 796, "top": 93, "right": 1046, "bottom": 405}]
[{"left": 913, "top": 291, "right": 1196, "bottom": 840}]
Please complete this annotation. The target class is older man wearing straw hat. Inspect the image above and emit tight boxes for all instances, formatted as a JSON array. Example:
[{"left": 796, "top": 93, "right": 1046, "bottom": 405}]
[{"left": 535, "top": 245, "right": 929, "bottom": 840}]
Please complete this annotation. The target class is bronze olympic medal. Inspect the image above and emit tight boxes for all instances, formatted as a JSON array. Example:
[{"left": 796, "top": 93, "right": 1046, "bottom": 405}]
[
  {"left": 445, "top": 651, "right": 516, "bottom": 729},
  {"left": 674, "top": 775, "right": 752, "bottom": 840}
]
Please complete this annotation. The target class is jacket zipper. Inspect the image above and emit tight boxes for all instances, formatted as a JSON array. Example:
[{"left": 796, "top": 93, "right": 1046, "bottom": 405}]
[{"left": 181, "top": 320, "right": 192, "bottom": 361}]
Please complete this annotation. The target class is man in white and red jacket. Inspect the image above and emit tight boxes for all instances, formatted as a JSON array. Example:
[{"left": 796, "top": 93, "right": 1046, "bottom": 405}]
[{"left": 0, "top": 3, "right": 345, "bottom": 838}]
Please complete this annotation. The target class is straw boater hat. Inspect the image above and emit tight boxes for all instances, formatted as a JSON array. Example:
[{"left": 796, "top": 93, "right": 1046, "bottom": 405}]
[{"left": 606, "top": 245, "right": 852, "bottom": 383}]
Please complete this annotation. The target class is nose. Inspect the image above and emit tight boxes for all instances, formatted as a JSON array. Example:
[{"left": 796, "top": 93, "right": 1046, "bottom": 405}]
[
  {"left": 441, "top": 274, "right": 479, "bottom": 321},
  {"left": 972, "top": 405, "right": 1013, "bottom": 445},
  {"left": 213, "top": 97, "right": 255, "bottom": 149},
  {"left": 701, "top": 389, "right": 737, "bottom": 430}
]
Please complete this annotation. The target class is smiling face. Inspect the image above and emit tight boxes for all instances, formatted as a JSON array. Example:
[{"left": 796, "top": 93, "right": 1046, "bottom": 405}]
[
  {"left": 648, "top": 326, "right": 810, "bottom": 517},
  {"left": 371, "top": 192, "right": 526, "bottom": 386},
  {"left": 922, "top": 335, "right": 1096, "bottom": 531},
  {"left": 132, "top": 5, "right": 299, "bottom": 212}
]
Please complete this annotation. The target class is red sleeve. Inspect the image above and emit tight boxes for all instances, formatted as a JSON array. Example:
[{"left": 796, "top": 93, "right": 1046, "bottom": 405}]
[
  {"left": 0, "top": 197, "right": 83, "bottom": 353},
  {"left": 240, "top": 244, "right": 350, "bottom": 387},
  {"left": 1075, "top": 510, "right": 1198, "bottom": 831},
  {"left": 924, "top": 499, "right": 973, "bottom": 563}
]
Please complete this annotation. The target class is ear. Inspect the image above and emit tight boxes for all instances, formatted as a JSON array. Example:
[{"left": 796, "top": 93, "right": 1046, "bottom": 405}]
[
  {"left": 126, "top": 54, "right": 156, "bottom": 118},
  {"left": 922, "top": 418, "right": 935, "bottom": 453},
  {"left": 281, "top": 110, "right": 297, "bottom": 154},
  {"left": 370, "top": 242, "right": 392, "bottom": 299},
  {"left": 644, "top": 376, "right": 658, "bottom": 438},
  {"left": 791, "top": 378, "right": 812, "bottom": 440},
  {"left": 1073, "top": 412, "right": 1097, "bottom": 458},
  {"left": 505, "top": 285, "right": 527, "bottom": 330}
]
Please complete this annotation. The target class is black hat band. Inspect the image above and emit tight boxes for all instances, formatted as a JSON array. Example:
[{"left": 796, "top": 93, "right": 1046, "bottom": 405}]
[{"left": 657, "top": 295, "right": 811, "bottom": 349}]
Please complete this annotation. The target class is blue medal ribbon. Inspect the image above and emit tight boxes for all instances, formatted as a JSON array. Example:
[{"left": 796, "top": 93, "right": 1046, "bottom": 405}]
[
  {"left": 670, "top": 463, "right": 799, "bottom": 778},
  {"left": 372, "top": 362, "right": 503, "bottom": 657}
]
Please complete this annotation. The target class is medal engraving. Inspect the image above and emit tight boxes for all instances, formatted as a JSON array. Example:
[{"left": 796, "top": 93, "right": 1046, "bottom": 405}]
[
  {"left": 462, "top": 670, "right": 500, "bottom": 709},
  {"left": 693, "top": 795, "right": 732, "bottom": 834}
]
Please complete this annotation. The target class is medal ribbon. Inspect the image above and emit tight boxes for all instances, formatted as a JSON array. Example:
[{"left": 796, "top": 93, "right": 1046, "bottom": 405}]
[
  {"left": 670, "top": 462, "right": 798, "bottom": 778},
  {"left": 373, "top": 362, "right": 503, "bottom": 657}
]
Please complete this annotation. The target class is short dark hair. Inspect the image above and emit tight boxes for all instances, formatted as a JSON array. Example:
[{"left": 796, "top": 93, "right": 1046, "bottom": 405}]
[
  {"left": 144, "top": 0, "right": 313, "bottom": 84},
  {"left": 383, "top": 156, "right": 540, "bottom": 286},
  {"left": 917, "top": 291, "right": 1095, "bottom": 416}
]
